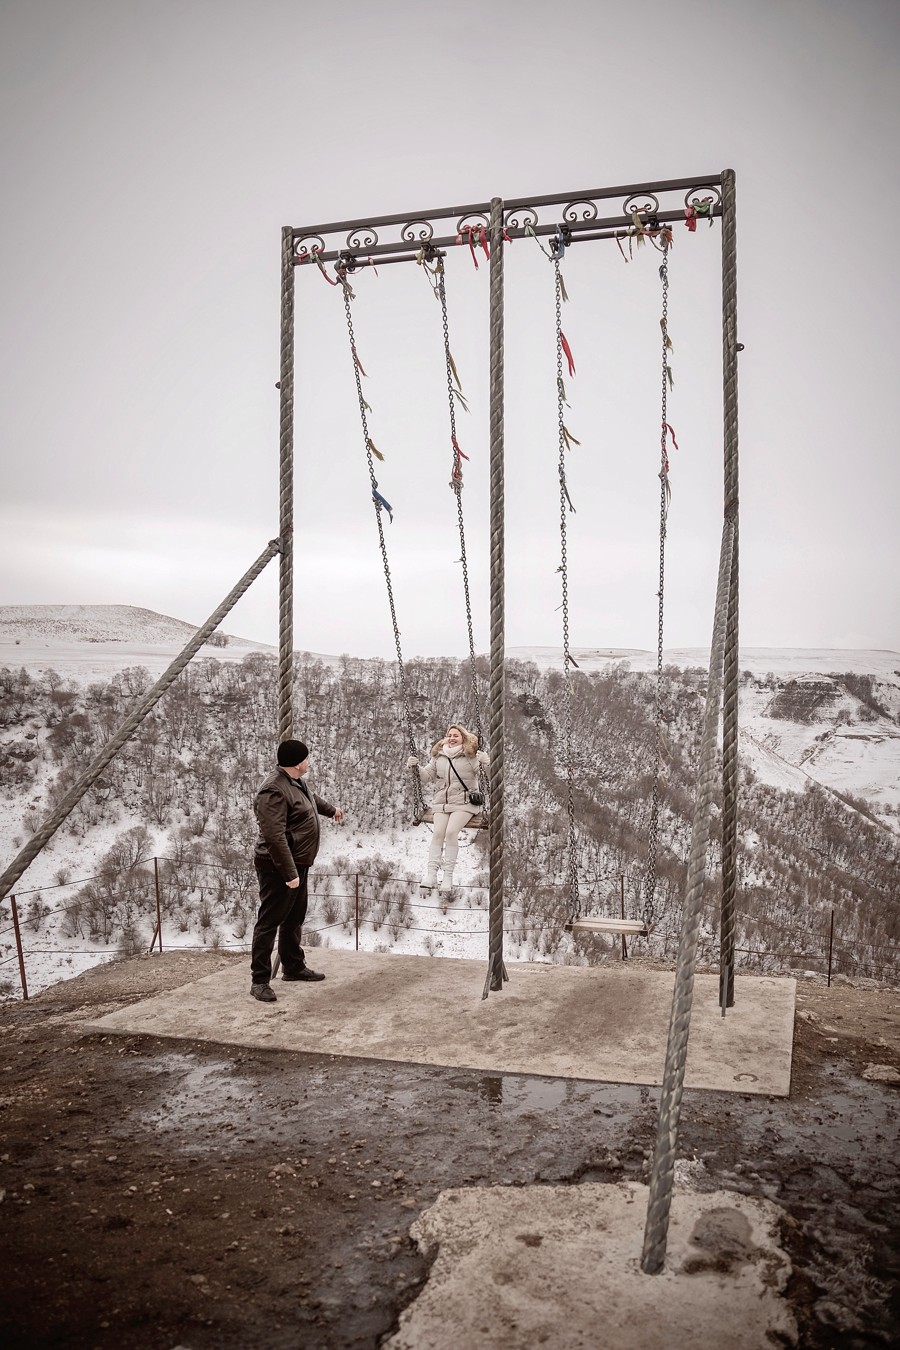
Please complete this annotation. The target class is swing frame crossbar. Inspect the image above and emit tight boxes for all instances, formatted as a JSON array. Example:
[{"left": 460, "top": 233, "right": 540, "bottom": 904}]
[{"left": 288, "top": 173, "right": 723, "bottom": 267}]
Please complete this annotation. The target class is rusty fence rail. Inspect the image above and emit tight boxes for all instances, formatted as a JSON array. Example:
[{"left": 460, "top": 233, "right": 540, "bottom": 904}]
[{"left": 0, "top": 859, "right": 896, "bottom": 1000}]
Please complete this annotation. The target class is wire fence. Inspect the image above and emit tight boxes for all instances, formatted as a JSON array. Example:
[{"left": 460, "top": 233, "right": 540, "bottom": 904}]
[{"left": 0, "top": 854, "right": 897, "bottom": 1000}]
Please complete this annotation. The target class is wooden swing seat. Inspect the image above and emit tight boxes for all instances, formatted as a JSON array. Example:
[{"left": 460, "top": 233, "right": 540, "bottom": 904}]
[
  {"left": 414, "top": 807, "right": 488, "bottom": 830},
  {"left": 565, "top": 917, "right": 653, "bottom": 937}
]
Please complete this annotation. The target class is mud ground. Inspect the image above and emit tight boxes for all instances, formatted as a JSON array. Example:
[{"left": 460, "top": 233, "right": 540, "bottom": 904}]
[{"left": 1, "top": 951, "right": 898, "bottom": 1350}]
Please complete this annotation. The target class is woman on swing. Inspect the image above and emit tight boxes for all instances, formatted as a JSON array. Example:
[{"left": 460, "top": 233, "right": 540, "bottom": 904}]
[{"left": 407, "top": 724, "right": 489, "bottom": 897}]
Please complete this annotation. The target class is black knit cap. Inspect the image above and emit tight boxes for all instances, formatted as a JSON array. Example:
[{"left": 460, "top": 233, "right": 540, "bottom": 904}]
[{"left": 277, "top": 739, "right": 309, "bottom": 767}]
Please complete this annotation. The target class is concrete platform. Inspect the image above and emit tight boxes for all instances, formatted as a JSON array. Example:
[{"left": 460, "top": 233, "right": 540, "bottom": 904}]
[
  {"left": 388, "top": 1181, "right": 797, "bottom": 1349},
  {"left": 84, "top": 950, "right": 795, "bottom": 1096}
]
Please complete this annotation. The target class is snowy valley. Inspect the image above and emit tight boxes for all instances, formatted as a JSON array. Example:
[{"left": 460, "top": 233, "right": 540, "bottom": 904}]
[{"left": 0, "top": 606, "right": 897, "bottom": 998}]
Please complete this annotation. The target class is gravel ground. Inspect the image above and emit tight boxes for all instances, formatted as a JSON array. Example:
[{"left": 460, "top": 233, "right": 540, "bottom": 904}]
[{"left": 1, "top": 952, "right": 898, "bottom": 1349}]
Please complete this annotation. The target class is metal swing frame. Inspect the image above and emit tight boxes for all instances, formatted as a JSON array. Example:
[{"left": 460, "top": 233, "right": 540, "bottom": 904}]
[
  {"left": 278, "top": 173, "right": 739, "bottom": 1005},
  {"left": 278, "top": 174, "right": 740, "bottom": 1276}
]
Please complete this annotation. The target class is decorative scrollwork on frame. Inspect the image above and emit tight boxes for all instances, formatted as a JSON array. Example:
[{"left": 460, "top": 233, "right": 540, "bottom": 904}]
[
  {"left": 293, "top": 234, "right": 326, "bottom": 261},
  {"left": 455, "top": 211, "right": 490, "bottom": 236},
  {"left": 622, "top": 193, "right": 660, "bottom": 219},
  {"left": 562, "top": 199, "right": 600, "bottom": 224},
  {"left": 684, "top": 184, "right": 722, "bottom": 211},
  {"left": 504, "top": 206, "right": 539, "bottom": 232},
  {"left": 400, "top": 219, "right": 435, "bottom": 244},
  {"left": 346, "top": 226, "right": 379, "bottom": 251}
]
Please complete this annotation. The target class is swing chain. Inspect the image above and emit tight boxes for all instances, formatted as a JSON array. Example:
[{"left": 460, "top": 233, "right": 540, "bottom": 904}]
[
  {"left": 555, "top": 257, "right": 580, "bottom": 922},
  {"left": 432, "top": 255, "right": 484, "bottom": 749},
  {"left": 643, "top": 240, "right": 671, "bottom": 930},
  {"left": 340, "top": 275, "right": 426, "bottom": 817}
]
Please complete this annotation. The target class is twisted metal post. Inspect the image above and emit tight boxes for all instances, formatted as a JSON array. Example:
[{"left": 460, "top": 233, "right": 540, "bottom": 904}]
[
  {"left": 277, "top": 226, "right": 296, "bottom": 743},
  {"left": 641, "top": 514, "right": 735, "bottom": 1274},
  {"left": 0, "top": 540, "right": 282, "bottom": 906},
  {"left": 719, "top": 169, "right": 740, "bottom": 1009},
  {"left": 643, "top": 238, "right": 671, "bottom": 932},
  {"left": 484, "top": 196, "right": 508, "bottom": 999}
]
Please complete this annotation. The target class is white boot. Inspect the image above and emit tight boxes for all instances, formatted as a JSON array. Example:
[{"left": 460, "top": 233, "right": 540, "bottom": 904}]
[
  {"left": 439, "top": 863, "right": 456, "bottom": 896},
  {"left": 422, "top": 848, "right": 441, "bottom": 891}
]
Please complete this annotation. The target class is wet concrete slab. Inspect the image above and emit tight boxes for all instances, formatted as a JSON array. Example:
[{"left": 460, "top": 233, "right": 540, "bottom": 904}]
[
  {"left": 388, "top": 1181, "right": 797, "bottom": 1349},
  {"left": 84, "top": 950, "right": 795, "bottom": 1095}
]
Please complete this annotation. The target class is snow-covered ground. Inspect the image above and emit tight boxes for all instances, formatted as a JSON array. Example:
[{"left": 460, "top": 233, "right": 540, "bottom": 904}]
[
  {"left": 510, "top": 646, "right": 900, "bottom": 814},
  {"left": 1, "top": 608, "right": 897, "bottom": 997},
  {"left": 509, "top": 644, "right": 900, "bottom": 680}
]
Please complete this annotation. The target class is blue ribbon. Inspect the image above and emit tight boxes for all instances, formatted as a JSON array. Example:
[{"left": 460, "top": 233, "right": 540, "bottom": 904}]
[{"left": 373, "top": 488, "right": 394, "bottom": 522}]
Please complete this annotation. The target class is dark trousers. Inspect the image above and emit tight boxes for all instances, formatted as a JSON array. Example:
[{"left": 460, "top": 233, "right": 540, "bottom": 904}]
[{"left": 250, "top": 857, "right": 311, "bottom": 985}]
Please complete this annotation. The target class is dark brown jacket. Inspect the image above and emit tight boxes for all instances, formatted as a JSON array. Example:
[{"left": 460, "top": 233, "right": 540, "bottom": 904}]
[{"left": 253, "top": 768, "right": 336, "bottom": 879}]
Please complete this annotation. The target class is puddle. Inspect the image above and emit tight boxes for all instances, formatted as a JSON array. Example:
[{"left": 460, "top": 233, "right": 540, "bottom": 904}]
[
  {"left": 135, "top": 1052, "right": 256, "bottom": 1143},
  {"left": 443, "top": 1072, "right": 648, "bottom": 1119}
]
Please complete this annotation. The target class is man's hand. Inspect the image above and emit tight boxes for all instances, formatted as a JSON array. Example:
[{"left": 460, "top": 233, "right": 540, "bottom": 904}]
[
  {"left": 286, "top": 877, "right": 300, "bottom": 889},
  {"left": 333, "top": 808, "right": 345, "bottom": 824}
]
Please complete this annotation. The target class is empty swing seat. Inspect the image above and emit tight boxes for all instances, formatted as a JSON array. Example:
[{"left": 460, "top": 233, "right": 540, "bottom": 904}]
[{"left": 565, "top": 917, "right": 652, "bottom": 937}]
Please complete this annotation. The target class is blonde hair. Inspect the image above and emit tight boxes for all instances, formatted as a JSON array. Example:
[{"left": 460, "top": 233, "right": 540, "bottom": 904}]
[{"left": 431, "top": 723, "right": 479, "bottom": 758}]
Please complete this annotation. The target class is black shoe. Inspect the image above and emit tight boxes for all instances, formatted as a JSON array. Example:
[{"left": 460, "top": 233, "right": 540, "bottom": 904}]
[
  {"left": 282, "top": 967, "right": 326, "bottom": 982},
  {"left": 251, "top": 983, "right": 277, "bottom": 1002}
]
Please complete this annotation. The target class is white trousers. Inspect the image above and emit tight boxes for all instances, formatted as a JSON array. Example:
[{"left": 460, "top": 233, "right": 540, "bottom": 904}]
[{"left": 427, "top": 809, "right": 472, "bottom": 867}]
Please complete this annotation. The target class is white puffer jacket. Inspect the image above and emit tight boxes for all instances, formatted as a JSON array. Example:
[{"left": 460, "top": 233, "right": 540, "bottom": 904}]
[{"left": 414, "top": 744, "right": 489, "bottom": 814}]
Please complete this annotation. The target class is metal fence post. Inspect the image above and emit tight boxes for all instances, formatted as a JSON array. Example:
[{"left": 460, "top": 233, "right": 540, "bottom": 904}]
[
  {"left": 10, "top": 896, "right": 28, "bottom": 1001},
  {"left": 153, "top": 857, "right": 163, "bottom": 954},
  {"left": 355, "top": 873, "right": 359, "bottom": 952},
  {"left": 827, "top": 908, "right": 835, "bottom": 987}
]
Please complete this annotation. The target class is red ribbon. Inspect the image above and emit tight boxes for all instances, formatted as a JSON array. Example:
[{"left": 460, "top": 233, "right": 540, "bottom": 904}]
[
  {"left": 456, "top": 225, "right": 491, "bottom": 269},
  {"left": 560, "top": 331, "right": 576, "bottom": 378},
  {"left": 451, "top": 433, "right": 470, "bottom": 482}
]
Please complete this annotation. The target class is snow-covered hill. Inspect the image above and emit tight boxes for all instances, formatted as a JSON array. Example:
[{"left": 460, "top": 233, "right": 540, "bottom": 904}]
[
  {"left": 509, "top": 646, "right": 900, "bottom": 815},
  {"left": 0, "top": 605, "right": 275, "bottom": 679},
  {"left": 508, "top": 645, "right": 900, "bottom": 680},
  {"left": 0, "top": 604, "right": 263, "bottom": 646}
]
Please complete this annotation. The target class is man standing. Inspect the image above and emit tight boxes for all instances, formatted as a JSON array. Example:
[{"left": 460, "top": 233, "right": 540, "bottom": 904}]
[{"left": 250, "top": 739, "right": 344, "bottom": 1003}]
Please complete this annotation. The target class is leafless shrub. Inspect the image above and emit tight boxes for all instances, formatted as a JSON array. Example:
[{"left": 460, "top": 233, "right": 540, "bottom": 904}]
[{"left": 26, "top": 899, "right": 48, "bottom": 933}]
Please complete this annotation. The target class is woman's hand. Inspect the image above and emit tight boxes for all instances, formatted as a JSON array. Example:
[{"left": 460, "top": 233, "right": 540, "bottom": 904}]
[{"left": 407, "top": 755, "right": 420, "bottom": 768}]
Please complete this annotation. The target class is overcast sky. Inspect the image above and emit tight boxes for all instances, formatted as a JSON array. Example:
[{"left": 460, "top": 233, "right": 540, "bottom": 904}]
[{"left": 1, "top": 0, "right": 898, "bottom": 659}]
